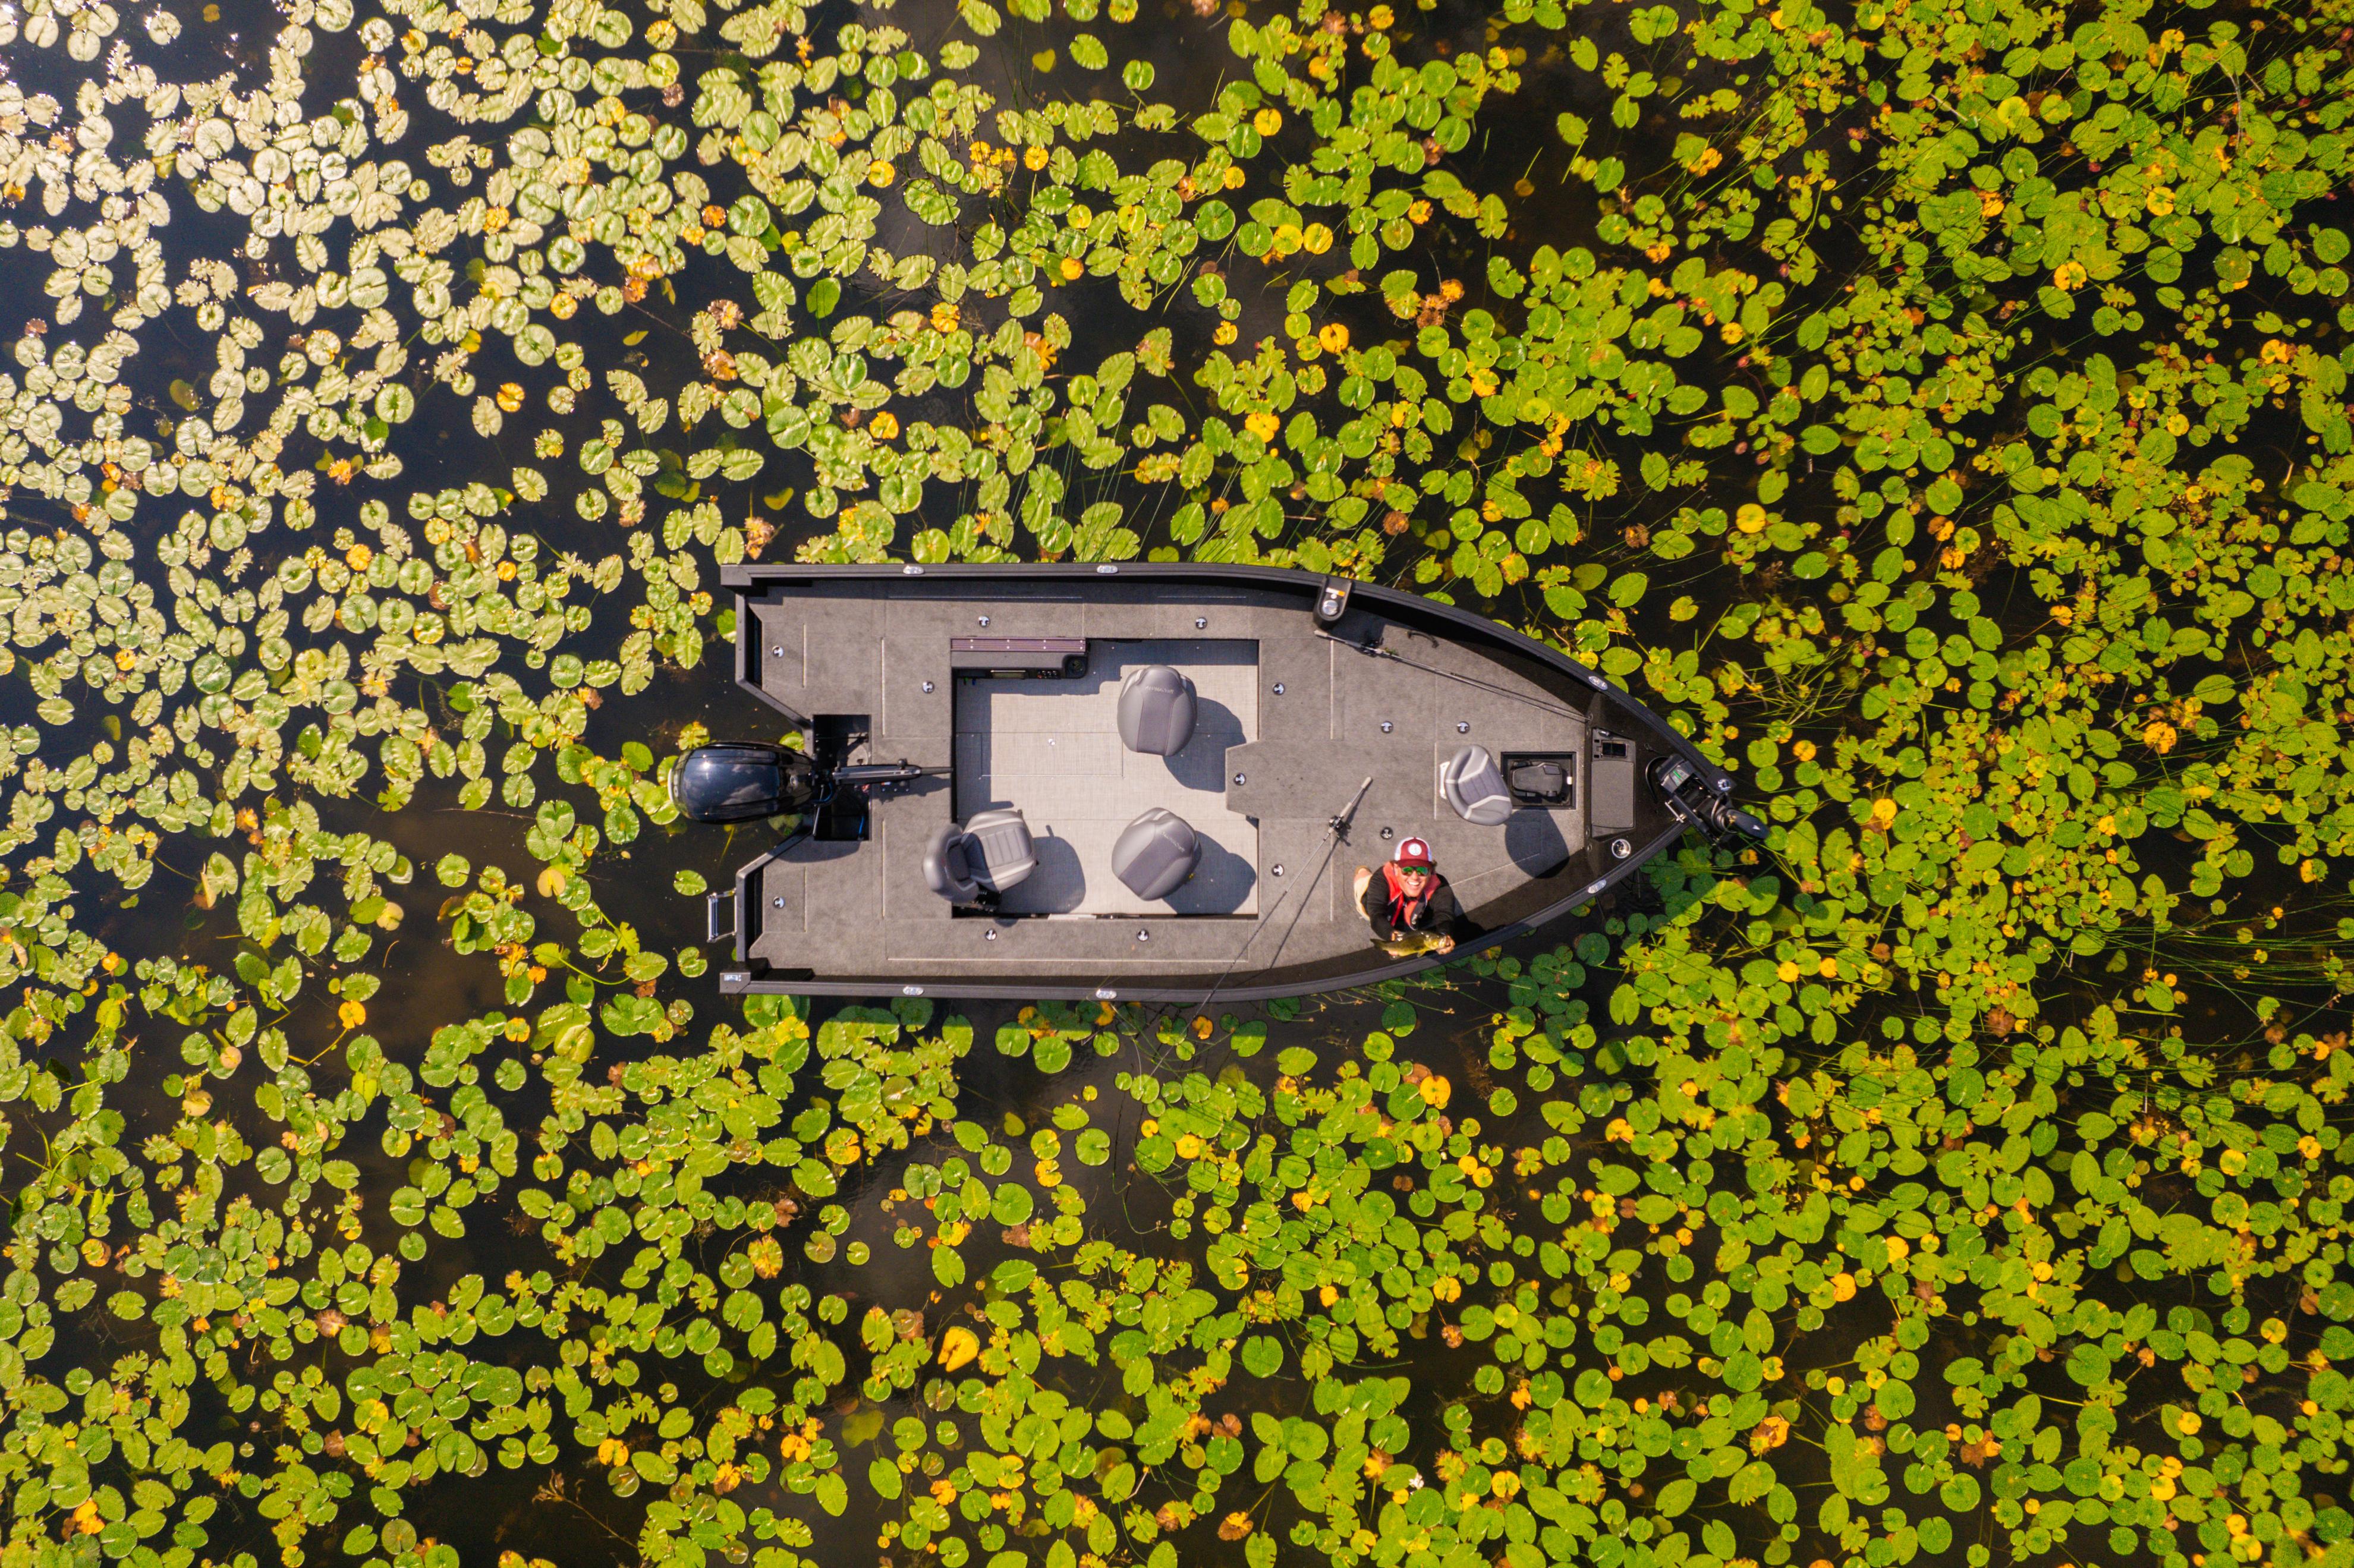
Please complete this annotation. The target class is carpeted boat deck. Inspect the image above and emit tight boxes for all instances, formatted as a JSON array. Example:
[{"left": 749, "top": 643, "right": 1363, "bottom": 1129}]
[{"left": 955, "top": 638, "right": 1260, "bottom": 917}]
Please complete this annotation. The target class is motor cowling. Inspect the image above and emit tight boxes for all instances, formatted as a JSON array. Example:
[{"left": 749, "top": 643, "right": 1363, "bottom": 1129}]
[{"left": 670, "top": 744, "right": 822, "bottom": 823}]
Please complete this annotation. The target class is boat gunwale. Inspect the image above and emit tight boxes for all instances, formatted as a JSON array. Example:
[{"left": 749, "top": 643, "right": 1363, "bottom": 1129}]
[{"left": 710, "top": 562, "right": 1743, "bottom": 1003}]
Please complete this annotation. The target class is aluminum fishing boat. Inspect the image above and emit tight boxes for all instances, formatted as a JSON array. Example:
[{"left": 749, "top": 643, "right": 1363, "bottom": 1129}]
[{"left": 685, "top": 563, "right": 1761, "bottom": 1002}]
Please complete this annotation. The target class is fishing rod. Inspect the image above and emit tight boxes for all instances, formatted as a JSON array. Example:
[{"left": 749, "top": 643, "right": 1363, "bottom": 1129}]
[
  {"left": 1189, "top": 775, "right": 1374, "bottom": 1018},
  {"left": 1314, "top": 629, "right": 1585, "bottom": 722}
]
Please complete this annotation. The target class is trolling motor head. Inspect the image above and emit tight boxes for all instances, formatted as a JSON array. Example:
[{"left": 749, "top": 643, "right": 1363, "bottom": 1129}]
[
  {"left": 671, "top": 745, "right": 925, "bottom": 823},
  {"left": 1649, "top": 755, "right": 1768, "bottom": 843}
]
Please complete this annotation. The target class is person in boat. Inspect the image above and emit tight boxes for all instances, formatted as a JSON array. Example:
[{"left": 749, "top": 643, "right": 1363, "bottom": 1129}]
[{"left": 1352, "top": 839, "right": 1462, "bottom": 957}]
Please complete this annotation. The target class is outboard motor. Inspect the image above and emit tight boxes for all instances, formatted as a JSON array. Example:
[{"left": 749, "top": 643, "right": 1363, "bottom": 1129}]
[
  {"left": 671, "top": 744, "right": 923, "bottom": 824},
  {"left": 1649, "top": 755, "right": 1767, "bottom": 843}
]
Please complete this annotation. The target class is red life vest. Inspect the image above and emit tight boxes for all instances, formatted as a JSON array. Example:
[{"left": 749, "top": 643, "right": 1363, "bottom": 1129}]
[{"left": 1380, "top": 862, "right": 1435, "bottom": 930}]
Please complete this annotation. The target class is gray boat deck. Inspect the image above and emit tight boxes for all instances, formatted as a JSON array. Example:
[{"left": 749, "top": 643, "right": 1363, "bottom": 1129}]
[{"left": 742, "top": 580, "right": 1588, "bottom": 983}]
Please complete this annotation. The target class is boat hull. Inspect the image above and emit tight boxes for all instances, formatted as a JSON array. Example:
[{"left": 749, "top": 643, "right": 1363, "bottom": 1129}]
[{"left": 701, "top": 563, "right": 1744, "bottom": 1003}]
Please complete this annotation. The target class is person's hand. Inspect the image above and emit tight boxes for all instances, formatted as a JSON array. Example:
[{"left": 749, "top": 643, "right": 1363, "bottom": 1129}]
[{"left": 1433, "top": 935, "right": 1455, "bottom": 955}]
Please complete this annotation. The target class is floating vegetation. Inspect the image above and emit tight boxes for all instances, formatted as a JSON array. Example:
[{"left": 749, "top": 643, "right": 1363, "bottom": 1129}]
[{"left": 2, "top": 0, "right": 2354, "bottom": 1563}]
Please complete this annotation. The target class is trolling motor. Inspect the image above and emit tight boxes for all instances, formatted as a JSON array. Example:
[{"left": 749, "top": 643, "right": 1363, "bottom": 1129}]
[
  {"left": 1650, "top": 755, "right": 1767, "bottom": 843},
  {"left": 670, "top": 743, "right": 924, "bottom": 823}
]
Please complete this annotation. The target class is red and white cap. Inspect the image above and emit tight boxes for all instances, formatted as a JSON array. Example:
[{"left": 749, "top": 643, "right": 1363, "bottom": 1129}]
[{"left": 1393, "top": 837, "right": 1434, "bottom": 869}]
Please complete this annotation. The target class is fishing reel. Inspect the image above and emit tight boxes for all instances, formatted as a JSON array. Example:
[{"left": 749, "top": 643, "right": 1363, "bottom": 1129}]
[{"left": 1650, "top": 755, "right": 1768, "bottom": 843}]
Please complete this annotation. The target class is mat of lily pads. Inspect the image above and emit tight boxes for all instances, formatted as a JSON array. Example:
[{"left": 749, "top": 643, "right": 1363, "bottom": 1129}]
[{"left": 0, "top": 0, "right": 2350, "bottom": 1563}]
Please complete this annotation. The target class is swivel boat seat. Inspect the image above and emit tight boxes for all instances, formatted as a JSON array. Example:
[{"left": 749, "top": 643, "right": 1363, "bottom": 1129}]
[
  {"left": 923, "top": 810, "right": 1038, "bottom": 904},
  {"left": 1440, "top": 745, "right": 1514, "bottom": 826},
  {"left": 1117, "top": 665, "right": 1198, "bottom": 757},
  {"left": 1110, "top": 807, "right": 1201, "bottom": 901}
]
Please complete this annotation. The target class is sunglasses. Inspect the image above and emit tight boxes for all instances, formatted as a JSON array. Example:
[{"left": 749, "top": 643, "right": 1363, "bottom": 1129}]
[{"left": 1396, "top": 865, "right": 1431, "bottom": 877}]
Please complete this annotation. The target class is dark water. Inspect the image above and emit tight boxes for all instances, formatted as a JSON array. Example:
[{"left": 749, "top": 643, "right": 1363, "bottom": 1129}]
[{"left": 4, "top": 0, "right": 2346, "bottom": 1563}]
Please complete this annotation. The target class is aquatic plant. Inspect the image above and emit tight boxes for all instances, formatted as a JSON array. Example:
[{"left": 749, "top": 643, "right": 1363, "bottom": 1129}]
[{"left": 2, "top": 0, "right": 2353, "bottom": 1562}]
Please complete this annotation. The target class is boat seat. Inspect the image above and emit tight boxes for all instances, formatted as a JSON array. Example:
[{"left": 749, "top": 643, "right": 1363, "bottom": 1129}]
[
  {"left": 923, "top": 809, "right": 1037, "bottom": 902},
  {"left": 1440, "top": 745, "right": 1513, "bottom": 826},
  {"left": 1117, "top": 665, "right": 1198, "bottom": 756},
  {"left": 1110, "top": 807, "right": 1201, "bottom": 901}
]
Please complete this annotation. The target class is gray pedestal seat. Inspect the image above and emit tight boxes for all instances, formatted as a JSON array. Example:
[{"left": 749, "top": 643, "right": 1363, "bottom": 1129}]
[
  {"left": 1110, "top": 807, "right": 1201, "bottom": 900},
  {"left": 1440, "top": 745, "right": 1513, "bottom": 826},
  {"left": 923, "top": 809, "right": 1038, "bottom": 902},
  {"left": 1117, "top": 665, "right": 1198, "bottom": 755}
]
